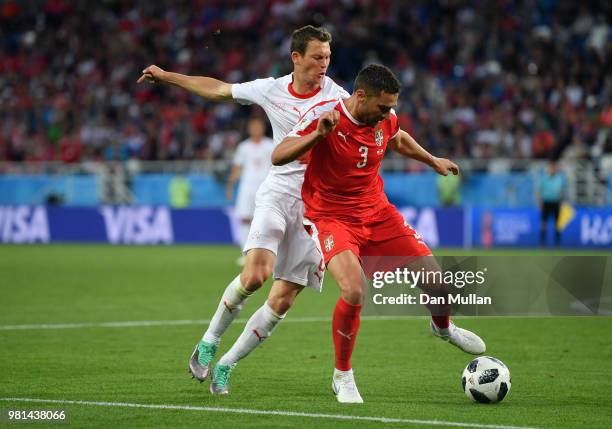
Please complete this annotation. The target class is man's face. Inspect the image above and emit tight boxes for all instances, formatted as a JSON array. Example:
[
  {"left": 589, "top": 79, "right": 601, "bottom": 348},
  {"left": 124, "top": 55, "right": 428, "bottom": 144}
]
[
  {"left": 247, "top": 119, "right": 265, "bottom": 140},
  {"left": 357, "top": 90, "right": 399, "bottom": 127},
  {"left": 548, "top": 163, "right": 558, "bottom": 174},
  {"left": 292, "top": 40, "right": 331, "bottom": 86}
]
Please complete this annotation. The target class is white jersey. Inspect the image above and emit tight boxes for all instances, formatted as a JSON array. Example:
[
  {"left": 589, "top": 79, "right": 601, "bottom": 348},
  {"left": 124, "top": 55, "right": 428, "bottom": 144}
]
[
  {"left": 232, "top": 74, "right": 350, "bottom": 199},
  {"left": 233, "top": 137, "right": 274, "bottom": 193}
]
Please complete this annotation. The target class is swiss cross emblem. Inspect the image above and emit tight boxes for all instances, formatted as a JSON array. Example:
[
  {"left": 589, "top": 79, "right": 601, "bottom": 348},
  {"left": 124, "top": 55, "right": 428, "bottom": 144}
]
[
  {"left": 324, "top": 235, "right": 334, "bottom": 252},
  {"left": 374, "top": 128, "right": 384, "bottom": 146}
]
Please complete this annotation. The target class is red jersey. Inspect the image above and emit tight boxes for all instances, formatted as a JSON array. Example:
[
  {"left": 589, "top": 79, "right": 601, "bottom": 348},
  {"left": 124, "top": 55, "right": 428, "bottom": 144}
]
[{"left": 288, "top": 98, "right": 400, "bottom": 222}]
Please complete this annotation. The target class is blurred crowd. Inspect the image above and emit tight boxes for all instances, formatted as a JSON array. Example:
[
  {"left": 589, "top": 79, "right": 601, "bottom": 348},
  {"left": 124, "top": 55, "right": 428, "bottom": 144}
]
[{"left": 1, "top": 0, "right": 611, "bottom": 166}]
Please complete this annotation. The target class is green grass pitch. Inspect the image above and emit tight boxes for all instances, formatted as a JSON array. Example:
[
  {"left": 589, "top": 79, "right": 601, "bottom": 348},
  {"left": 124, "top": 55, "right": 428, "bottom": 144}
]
[{"left": 0, "top": 245, "right": 611, "bottom": 428}]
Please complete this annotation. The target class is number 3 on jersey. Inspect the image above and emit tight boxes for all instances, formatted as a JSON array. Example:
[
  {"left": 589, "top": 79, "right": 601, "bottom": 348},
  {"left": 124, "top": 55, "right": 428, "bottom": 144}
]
[{"left": 357, "top": 146, "right": 368, "bottom": 168}]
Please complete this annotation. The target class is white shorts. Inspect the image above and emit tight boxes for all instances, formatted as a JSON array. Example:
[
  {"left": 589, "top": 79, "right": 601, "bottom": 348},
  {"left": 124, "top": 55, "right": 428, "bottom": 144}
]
[
  {"left": 235, "top": 186, "right": 257, "bottom": 219},
  {"left": 243, "top": 186, "right": 324, "bottom": 291}
]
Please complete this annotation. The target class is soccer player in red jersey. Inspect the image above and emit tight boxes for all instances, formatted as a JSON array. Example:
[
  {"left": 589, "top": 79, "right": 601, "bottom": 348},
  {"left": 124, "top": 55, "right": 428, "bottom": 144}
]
[{"left": 273, "top": 64, "right": 486, "bottom": 403}]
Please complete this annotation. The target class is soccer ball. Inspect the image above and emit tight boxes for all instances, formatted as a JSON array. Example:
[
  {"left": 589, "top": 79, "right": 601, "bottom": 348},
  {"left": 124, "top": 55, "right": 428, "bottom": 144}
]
[{"left": 461, "top": 356, "right": 511, "bottom": 403}]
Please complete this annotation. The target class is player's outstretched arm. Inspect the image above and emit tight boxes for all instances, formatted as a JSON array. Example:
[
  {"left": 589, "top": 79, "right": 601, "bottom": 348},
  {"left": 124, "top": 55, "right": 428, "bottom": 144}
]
[
  {"left": 137, "top": 65, "right": 233, "bottom": 102},
  {"left": 390, "top": 130, "right": 459, "bottom": 176},
  {"left": 271, "top": 110, "right": 339, "bottom": 166},
  {"left": 226, "top": 165, "right": 242, "bottom": 200},
  {"left": 272, "top": 133, "right": 323, "bottom": 166}
]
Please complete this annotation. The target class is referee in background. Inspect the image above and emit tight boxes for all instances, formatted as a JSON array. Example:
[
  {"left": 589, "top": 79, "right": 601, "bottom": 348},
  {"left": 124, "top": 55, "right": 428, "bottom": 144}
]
[{"left": 537, "top": 160, "right": 567, "bottom": 246}]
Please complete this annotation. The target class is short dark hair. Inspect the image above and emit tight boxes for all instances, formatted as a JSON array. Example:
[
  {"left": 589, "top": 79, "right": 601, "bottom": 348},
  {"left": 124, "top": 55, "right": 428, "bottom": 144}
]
[
  {"left": 290, "top": 25, "right": 332, "bottom": 56},
  {"left": 354, "top": 64, "right": 401, "bottom": 96}
]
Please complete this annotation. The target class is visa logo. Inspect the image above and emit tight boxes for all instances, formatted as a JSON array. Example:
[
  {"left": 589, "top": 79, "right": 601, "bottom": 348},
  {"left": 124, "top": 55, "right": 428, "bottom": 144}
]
[
  {"left": 398, "top": 207, "right": 439, "bottom": 248},
  {"left": 100, "top": 206, "right": 173, "bottom": 244},
  {"left": 0, "top": 206, "right": 50, "bottom": 243},
  {"left": 581, "top": 214, "right": 612, "bottom": 245}
]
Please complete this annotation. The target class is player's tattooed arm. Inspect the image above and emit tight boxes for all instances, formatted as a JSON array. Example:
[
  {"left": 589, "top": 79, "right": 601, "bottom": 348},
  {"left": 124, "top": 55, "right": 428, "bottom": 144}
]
[
  {"left": 272, "top": 110, "right": 339, "bottom": 166},
  {"left": 137, "top": 65, "right": 233, "bottom": 102},
  {"left": 390, "top": 130, "right": 459, "bottom": 176}
]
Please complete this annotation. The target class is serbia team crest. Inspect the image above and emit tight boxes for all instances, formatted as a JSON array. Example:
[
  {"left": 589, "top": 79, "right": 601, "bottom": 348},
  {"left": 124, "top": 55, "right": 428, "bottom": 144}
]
[
  {"left": 324, "top": 234, "right": 335, "bottom": 252},
  {"left": 375, "top": 129, "right": 383, "bottom": 146}
]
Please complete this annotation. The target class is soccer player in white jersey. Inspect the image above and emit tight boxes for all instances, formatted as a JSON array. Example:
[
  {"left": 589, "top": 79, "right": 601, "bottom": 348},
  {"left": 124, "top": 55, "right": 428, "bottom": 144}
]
[
  {"left": 226, "top": 117, "right": 275, "bottom": 263},
  {"left": 139, "top": 26, "right": 349, "bottom": 394}
]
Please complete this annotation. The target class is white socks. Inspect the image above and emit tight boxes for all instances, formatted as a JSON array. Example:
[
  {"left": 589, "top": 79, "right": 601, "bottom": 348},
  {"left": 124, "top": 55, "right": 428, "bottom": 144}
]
[
  {"left": 202, "top": 275, "right": 252, "bottom": 345},
  {"left": 218, "top": 302, "right": 285, "bottom": 366}
]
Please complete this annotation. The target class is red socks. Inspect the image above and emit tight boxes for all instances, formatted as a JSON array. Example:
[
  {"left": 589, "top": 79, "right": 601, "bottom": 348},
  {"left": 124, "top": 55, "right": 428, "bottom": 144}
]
[
  {"left": 431, "top": 315, "right": 450, "bottom": 329},
  {"left": 332, "top": 298, "right": 361, "bottom": 371}
]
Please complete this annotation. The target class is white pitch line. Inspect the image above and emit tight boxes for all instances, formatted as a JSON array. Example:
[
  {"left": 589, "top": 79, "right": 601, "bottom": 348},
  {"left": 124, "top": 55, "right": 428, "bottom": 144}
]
[
  {"left": 0, "top": 398, "right": 540, "bottom": 429},
  {"left": 0, "top": 314, "right": 559, "bottom": 332},
  {"left": 0, "top": 315, "right": 422, "bottom": 331}
]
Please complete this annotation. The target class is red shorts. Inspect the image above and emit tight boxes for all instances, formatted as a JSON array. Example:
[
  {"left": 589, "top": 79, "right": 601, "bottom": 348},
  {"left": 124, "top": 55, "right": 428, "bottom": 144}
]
[{"left": 304, "top": 204, "right": 431, "bottom": 277}]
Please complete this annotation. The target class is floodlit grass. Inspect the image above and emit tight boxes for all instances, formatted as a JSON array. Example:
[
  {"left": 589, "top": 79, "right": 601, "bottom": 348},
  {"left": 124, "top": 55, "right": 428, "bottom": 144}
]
[{"left": 1, "top": 245, "right": 610, "bottom": 428}]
